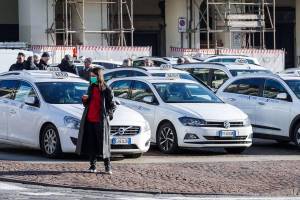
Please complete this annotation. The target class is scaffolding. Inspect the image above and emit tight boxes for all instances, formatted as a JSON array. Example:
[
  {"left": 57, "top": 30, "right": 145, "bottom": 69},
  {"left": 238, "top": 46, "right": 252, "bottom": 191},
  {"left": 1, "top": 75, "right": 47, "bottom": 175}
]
[
  {"left": 47, "top": 0, "right": 134, "bottom": 46},
  {"left": 195, "top": 0, "right": 276, "bottom": 49}
]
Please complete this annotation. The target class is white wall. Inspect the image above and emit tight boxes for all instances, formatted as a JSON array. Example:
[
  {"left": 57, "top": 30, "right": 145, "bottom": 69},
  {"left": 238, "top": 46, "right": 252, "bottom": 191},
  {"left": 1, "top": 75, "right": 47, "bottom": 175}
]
[
  {"left": 19, "top": 0, "right": 55, "bottom": 45},
  {"left": 71, "top": 0, "right": 108, "bottom": 46},
  {"left": 165, "top": 0, "right": 188, "bottom": 55}
]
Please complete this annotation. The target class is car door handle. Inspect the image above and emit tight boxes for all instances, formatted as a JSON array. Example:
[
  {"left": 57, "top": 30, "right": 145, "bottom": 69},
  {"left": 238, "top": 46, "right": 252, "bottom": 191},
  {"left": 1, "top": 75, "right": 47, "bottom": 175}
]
[{"left": 258, "top": 102, "right": 265, "bottom": 106}]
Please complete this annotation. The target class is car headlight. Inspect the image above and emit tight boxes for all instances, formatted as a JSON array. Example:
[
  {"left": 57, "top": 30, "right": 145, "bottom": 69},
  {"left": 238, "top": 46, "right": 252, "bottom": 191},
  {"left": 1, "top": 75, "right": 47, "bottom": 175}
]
[
  {"left": 64, "top": 116, "right": 81, "bottom": 130},
  {"left": 143, "top": 121, "right": 151, "bottom": 132},
  {"left": 243, "top": 118, "right": 251, "bottom": 127},
  {"left": 179, "top": 117, "right": 206, "bottom": 127}
]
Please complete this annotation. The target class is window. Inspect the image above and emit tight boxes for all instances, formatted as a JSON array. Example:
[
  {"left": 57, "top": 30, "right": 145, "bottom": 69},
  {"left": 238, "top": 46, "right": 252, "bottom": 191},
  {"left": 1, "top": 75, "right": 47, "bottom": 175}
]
[
  {"left": 211, "top": 69, "right": 229, "bottom": 89},
  {"left": 114, "top": 70, "right": 132, "bottom": 79},
  {"left": 132, "top": 71, "right": 147, "bottom": 77},
  {"left": 133, "top": 60, "right": 145, "bottom": 67},
  {"left": 131, "top": 81, "right": 156, "bottom": 104},
  {"left": 110, "top": 80, "right": 132, "bottom": 99},
  {"left": 0, "top": 80, "right": 19, "bottom": 99},
  {"left": 36, "top": 82, "right": 88, "bottom": 104},
  {"left": 263, "top": 79, "right": 289, "bottom": 100},
  {"left": 208, "top": 58, "right": 221, "bottom": 62},
  {"left": 15, "top": 81, "right": 38, "bottom": 105},
  {"left": 224, "top": 78, "right": 264, "bottom": 96},
  {"left": 104, "top": 72, "right": 114, "bottom": 82},
  {"left": 191, "top": 69, "right": 210, "bottom": 85}
]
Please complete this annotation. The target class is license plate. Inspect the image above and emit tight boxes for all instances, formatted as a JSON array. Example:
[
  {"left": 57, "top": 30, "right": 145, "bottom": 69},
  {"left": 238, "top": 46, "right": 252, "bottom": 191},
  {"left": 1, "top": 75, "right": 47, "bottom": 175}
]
[
  {"left": 219, "top": 130, "right": 237, "bottom": 138},
  {"left": 112, "top": 138, "right": 131, "bottom": 145}
]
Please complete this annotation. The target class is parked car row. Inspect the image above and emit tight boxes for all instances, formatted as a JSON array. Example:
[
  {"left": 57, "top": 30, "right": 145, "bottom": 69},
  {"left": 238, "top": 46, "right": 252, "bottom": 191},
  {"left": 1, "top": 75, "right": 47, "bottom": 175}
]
[{"left": 1, "top": 54, "right": 300, "bottom": 159}]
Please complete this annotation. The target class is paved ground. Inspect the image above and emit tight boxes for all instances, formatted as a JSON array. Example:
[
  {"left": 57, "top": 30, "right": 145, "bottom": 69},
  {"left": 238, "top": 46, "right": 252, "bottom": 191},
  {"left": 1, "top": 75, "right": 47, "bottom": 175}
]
[
  {"left": 0, "top": 139, "right": 298, "bottom": 197},
  {"left": 0, "top": 181, "right": 299, "bottom": 200}
]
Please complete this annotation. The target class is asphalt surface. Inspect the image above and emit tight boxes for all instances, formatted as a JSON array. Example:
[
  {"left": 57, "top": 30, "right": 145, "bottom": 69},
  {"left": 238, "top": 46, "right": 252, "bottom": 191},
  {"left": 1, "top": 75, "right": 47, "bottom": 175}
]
[
  {"left": 0, "top": 181, "right": 299, "bottom": 200},
  {"left": 0, "top": 138, "right": 299, "bottom": 199},
  {"left": 0, "top": 138, "right": 299, "bottom": 163}
]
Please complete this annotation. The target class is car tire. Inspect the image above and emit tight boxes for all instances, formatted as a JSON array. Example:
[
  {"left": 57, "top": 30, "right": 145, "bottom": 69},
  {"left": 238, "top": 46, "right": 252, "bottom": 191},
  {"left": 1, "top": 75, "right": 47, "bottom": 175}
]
[
  {"left": 41, "top": 124, "right": 62, "bottom": 158},
  {"left": 292, "top": 123, "right": 300, "bottom": 148},
  {"left": 124, "top": 153, "right": 143, "bottom": 159},
  {"left": 225, "top": 147, "right": 247, "bottom": 154},
  {"left": 157, "top": 122, "right": 178, "bottom": 154}
]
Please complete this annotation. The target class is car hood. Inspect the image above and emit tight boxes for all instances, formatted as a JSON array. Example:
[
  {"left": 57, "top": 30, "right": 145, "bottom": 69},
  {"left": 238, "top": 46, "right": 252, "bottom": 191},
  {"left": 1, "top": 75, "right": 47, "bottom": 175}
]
[
  {"left": 51, "top": 104, "right": 146, "bottom": 126},
  {"left": 168, "top": 103, "right": 248, "bottom": 121}
]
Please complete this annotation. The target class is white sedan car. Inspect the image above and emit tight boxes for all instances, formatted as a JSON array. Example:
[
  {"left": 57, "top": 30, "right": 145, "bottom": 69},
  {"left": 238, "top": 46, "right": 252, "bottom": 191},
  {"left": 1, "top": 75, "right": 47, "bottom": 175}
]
[
  {"left": 108, "top": 77, "right": 253, "bottom": 154},
  {"left": 217, "top": 74, "right": 300, "bottom": 147},
  {"left": 0, "top": 70, "right": 151, "bottom": 158}
]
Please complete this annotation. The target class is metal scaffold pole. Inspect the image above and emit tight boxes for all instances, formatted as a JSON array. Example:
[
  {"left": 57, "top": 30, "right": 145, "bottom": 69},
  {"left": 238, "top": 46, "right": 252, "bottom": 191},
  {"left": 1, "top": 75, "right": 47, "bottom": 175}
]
[
  {"left": 196, "top": 0, "right": 276, "bottom": 49},
  {"left": 50, "top": 0, "right": 134, "bottom": 46}
]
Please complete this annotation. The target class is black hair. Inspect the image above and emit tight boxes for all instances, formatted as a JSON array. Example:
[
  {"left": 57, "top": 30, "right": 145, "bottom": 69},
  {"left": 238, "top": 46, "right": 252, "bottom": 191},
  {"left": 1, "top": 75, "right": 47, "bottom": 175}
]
[{"left": 18, "top": 52, "right": 25, "bottom": 57}]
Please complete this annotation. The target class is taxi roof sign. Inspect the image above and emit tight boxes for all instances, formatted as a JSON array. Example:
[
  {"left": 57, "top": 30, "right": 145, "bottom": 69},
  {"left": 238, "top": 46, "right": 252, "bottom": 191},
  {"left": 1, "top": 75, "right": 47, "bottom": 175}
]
[
  {"left": 160, "top": 64, "right": 173, "bottom": 70},
  {"left": 47, "top": 67, "right": 61, "bottom": 72},
  {"left": 235, "top": 58, "right": 248, "bottom": 64},
  {"left": 165, "top": 73, "right": 180, "bottom": 80},
  {"left": 52, "top": 71, "right": 68, "bottom": 79}
]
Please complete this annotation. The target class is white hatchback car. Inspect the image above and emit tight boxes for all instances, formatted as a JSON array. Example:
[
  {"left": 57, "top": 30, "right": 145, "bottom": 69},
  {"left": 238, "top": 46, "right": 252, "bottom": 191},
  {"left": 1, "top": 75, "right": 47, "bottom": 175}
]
[
  {"left": 217, "top": 74, "right": 300, "bottom": 147},
  {"left": 204, "top": 55, "right": 260, "bottom": 65},
  {"left": 108, "top": 77, "right": 253, "bottom": 154},
  {"left": 175, "top": 62, "right": 272, "bottom": 91},
  {"left": 0, "top": 70, "right": 151, "bottom": 158}
]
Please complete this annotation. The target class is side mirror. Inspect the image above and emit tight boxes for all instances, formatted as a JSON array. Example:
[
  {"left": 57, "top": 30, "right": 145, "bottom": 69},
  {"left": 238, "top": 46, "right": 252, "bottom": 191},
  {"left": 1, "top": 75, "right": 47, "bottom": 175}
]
[
  {"left": 25, "top": 96, "right": 37, "bottom": 106},
  {"left": 142, "top": 96, "right": 154, "bottom": 104},
  {"left": 115, "top": 99, "right": 121, "bottom": 105},
  {"left": 276, "top": 93, "right": 288, "bottom": 100}
]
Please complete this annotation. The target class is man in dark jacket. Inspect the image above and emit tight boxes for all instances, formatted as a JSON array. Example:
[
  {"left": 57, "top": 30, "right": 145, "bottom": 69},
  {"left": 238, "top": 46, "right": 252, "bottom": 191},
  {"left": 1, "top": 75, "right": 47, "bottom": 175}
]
[
  {"left": 58, "top": 55, "right": 77, "bottom": 74},
  {"left": 82, "top": 57, "right": 93, "bottom": 81},
  {"left": 24, "top": 56, "right": 39, "bottom": 70},
  {"left": 9, "top": 52, "right": 26, "bottom": 71},
  {"left": 37, "top": 52, "right": 50, "bottom": 70}
]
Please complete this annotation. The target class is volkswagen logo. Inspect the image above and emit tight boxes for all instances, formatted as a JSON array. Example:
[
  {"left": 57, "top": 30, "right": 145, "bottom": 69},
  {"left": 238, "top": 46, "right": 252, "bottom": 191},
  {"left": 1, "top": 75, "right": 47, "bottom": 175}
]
[
  {"left": 117, "top": 128, "right": 126, "bottom": 135},
  {"left": 224, "top": 121, "right": 231, "bottom": 129}
]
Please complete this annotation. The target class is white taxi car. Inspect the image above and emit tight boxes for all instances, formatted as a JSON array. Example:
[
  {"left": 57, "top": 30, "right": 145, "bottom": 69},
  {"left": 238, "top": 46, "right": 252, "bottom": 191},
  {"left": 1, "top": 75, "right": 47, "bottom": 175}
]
[
  {"left": 103, "top": 65, "right": 210, "bottom": 89},
  {"left": 175, "top": 62, "right": 271, "bottom": 91},
  {"left": 108, "top": 77, "right": 253, "bottom": 154},
  {"left": 217, "top": 74, "right": 300, "bottom": 147},
  {"left": 0, "top": 70, "right": 150, "bottom": 158},
  {"left": 204, "top": 55, "right": 260, "bottom": 65}
]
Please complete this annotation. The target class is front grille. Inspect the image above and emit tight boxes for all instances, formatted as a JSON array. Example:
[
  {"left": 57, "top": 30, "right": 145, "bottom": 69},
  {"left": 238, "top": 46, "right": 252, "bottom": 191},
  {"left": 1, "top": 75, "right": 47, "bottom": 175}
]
[
  {"left": 204, "top": 136, "right": 248, "bottom": 140},
  {"left": 205, "top": 121, "right": 244, "bottom": 128},
  {"left": 110, "top": 126, "right": 140, "bottom": 136},
  {"left": 111, "top": 144, "right": 138, "bottom": 149}
]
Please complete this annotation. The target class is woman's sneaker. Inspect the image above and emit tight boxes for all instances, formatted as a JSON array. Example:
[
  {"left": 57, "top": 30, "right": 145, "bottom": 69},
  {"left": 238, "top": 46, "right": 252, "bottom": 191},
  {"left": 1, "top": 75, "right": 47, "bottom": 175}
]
[
  {"left": 105, "top": 165, "right": 112, "bottom": 175},
  {"left": 88, "top": 165, "right": 97, "bottom": 173}
]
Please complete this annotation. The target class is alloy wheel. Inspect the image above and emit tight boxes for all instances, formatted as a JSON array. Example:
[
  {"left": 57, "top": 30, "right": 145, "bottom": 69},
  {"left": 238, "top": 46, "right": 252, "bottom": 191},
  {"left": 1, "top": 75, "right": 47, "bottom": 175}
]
[
  {"left": 43, "top": 129, "right": 58, "bottom": 155},
  {"left": 159, "top": 127, "right": 175, "bottom": 152},
  {"left": 296, "top": 128, "right": 300, "bottom": 146}
]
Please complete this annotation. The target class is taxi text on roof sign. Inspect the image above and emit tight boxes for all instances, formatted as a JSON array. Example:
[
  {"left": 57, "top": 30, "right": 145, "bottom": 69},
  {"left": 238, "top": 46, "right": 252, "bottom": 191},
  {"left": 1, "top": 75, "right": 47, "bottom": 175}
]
[
  {"left": 165, "top": 73, "right": 180, "bottom": 80},
  {"left": 52, "top": 71, "right": 69, "bottom": 79},
  {"left": 47, "top": 67, "right": 61, "bottom": 72},
  {"left": 160, "top": 64, "right": 173, "bottom": 70}
]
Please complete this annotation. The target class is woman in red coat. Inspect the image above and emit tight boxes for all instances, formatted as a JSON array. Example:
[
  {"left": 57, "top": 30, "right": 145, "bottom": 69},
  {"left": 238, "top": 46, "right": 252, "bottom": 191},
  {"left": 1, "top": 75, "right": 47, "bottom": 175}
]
[{"left": 76, "top": 67, "right": 116, "bottom": 174}]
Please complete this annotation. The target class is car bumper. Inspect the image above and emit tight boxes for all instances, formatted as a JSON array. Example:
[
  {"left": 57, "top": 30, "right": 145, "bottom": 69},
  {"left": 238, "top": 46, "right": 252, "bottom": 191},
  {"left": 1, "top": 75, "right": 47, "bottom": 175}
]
[
  {"left": 58, "top": 127, "right": 151, "bottom": 154},
  {"left": 176, "top": 125, "right": 253, "bottom": 148}
]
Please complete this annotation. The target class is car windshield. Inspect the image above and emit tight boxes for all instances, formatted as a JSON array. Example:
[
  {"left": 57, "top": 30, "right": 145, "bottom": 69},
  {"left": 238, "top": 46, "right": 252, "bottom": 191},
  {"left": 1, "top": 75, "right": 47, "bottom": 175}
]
[
  {"left": 153, "top": 82, "right": 222, "bottom": 103},
  {"left": 151, "top": 73, "right": 197, "bottom": 81},
  {"left": 284, "top": 80, "right": 300, "bottom": 99},
  {"left": 36, "top": 82, "right": 89, "bottom": 104},
  {"left": 230, "top": 69, "right": 272, "bottom": 77}
]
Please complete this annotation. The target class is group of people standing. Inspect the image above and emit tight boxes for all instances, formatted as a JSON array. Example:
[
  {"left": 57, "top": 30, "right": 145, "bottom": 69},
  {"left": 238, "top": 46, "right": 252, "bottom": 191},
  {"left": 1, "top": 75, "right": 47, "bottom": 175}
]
[
  {"left": 9, "top": 52, "right": 51, "bottom": 71},
  {"left": 9, "top": 52, "right": 78, "bottom": 75}
]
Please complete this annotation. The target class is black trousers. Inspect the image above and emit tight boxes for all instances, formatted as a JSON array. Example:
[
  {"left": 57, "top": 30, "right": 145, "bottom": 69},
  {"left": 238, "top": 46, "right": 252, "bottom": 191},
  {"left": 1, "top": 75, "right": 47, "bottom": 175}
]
[{"left": 85, "top": 121, "right": 110, "bottom": 167}]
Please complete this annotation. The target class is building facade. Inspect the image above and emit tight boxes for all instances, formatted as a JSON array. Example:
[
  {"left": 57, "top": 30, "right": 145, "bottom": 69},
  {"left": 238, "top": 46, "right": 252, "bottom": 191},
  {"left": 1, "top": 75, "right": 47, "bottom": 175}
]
[{"left": 0, "top": 0, "right": 297, "bottom": 67}]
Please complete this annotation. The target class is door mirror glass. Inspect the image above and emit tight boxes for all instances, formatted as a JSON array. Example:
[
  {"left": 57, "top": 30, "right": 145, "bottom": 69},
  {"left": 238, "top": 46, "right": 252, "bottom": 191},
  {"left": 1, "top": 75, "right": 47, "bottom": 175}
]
[
  {"left": 276, "top": 93, "right": 288, "bottom": 100},
  {"left": 25, "top": 96, "right": 36, "bottom": 106},
  {"left": 115, "top": 99, "right": 121, "bottom": 105},
  {"left": 142, "top": 96, "right": 154, "bottom": 104}
]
